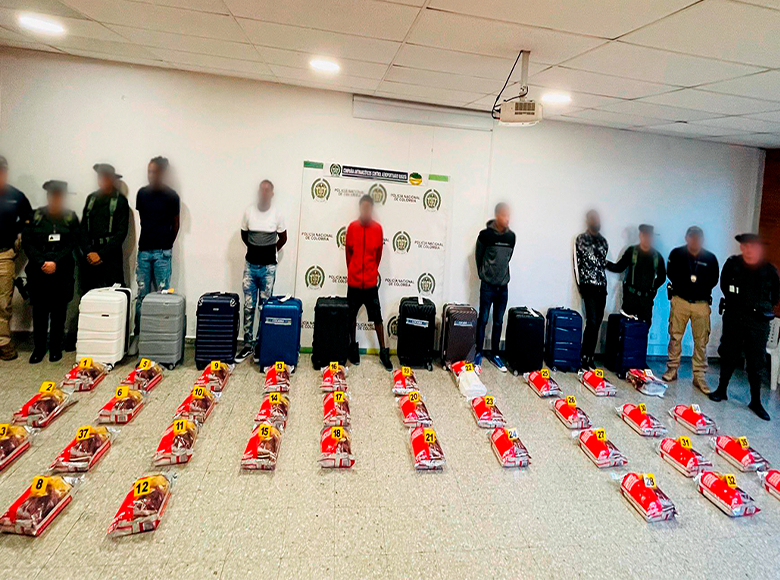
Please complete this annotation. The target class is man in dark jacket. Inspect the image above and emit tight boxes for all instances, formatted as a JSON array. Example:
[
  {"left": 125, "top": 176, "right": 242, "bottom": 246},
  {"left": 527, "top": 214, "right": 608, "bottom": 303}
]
[
  {"left": 662, "top": 226, "right": 719, "bottom": 393},
  {"left": 709, "top": 234, "right": 780, "bottom": 421},
  {"left": 574, "top": 210, "right": 609, "bottom": 369},
  {"left": 345, "top": 194, "right": 392, "bottom": 371},
  {"left": 23, "top": 181, "right": 80, "bottom": 364},
  {"left": 607, "top": 224, "right": 666, "bottom": 324},
  {"left": 475, "top": 202, "right": 516, "bottom": 371}
]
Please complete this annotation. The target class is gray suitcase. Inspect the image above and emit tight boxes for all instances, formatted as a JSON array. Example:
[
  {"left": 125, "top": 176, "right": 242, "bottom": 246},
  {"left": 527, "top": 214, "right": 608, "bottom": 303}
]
[{"left": 138, "top": 291, "right": 186, "bottom": 369}]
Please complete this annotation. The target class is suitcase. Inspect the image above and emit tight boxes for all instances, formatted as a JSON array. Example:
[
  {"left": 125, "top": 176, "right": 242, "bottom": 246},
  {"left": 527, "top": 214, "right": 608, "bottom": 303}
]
[
  {"left": 254, "top": 295, "right": 303, "bottom": 370},
  {"left": 76, "top": 284, "right": 133, "bottom": 365},
  {"left": 397, "top": 297, "right": 436, "bottom": 370},
  {"left": 311, "top": 296, "right": 351, "bottom": 369},
  {"left": 195, "top": 292, "right": 240, "bottom": 370},
  {"left": 604, "top": 313, "right": 650, "bottom": 377},
  {"left": 441, "top": 303, "right": 477, "bottom": 366},
  {"left": 138, "top": 291, "right": 186, "bottom": 369},
  {"left": 545, "top": 307, "right": 583, "bottom": 372},
  {"left": 505, "top": 307, "right": 545, "bottom": 375}
]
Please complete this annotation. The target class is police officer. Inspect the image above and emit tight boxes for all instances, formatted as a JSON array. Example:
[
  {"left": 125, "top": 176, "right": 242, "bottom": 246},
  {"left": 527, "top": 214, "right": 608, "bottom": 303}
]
[
  {"left": 23, "top": 181, "right": 80, "bottom": 364},
  {"left": 80, "top": 164, "right": 129, "bottom": 291},
  {"left": 709, "top": 234, "right": 779, "bottom": 421},
  {"left": 607, "top": 224, "right": 666, "bottom": 324}
]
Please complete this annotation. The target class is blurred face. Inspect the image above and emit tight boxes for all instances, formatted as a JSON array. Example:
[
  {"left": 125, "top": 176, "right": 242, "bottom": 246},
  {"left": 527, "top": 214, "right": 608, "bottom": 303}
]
[
  {"left": 686, "top": 233, "right": 703, "bottom": 255},
  {"left": 359, "top": 199, "right": 373, "bottom": 223},
  {"left": 639, "top": 231, "right": 653, "bottom": 250},
  {"left": 0, "top": 168, "right": 7, "bottom": 190},
  {"left": 97, "top": 173, "right": 114, "bottom": 193},
  {"left": 258, "top": 181, "right": 274, "bottom": 209},
  {"left": 148, "top": 162, "right": 164, "bottom": 187},
  {"left": 741, "top": 241, "right": 764, "bottom": 266},
  {"left": 495, "top": 206, "right": 510, "bottom": 229},
  {"left": 586, "top": 210, "right": 601, "bottom": 233},
  {"left": 47, "top": 192, "right": 65, "bottom": 215}
]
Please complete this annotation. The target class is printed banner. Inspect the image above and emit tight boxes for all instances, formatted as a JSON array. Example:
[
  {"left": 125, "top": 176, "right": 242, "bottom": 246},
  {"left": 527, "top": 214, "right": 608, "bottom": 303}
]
[{"left": 295, "top": 161, "right": 450, "bottom": 350}]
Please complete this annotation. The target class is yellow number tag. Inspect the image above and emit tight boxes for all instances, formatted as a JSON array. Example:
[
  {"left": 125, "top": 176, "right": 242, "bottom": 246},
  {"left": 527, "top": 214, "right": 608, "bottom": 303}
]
[
  {"left": 423, "top": 428, "right": 436, "bottom": 444},
  {"left": 133, "top": 477, "right": 153, "bottom": 498},
  {"left": 506, "top": 427, "right": 519, "bottom": 441},
  {"left": 0, "top": 424, "right": 9, "bottom": 439},
  {"left": 737, "top": 436, "right": 749, "bottom": 449},
  {"left": 464, "top": 362, "right": 474, "bottom": 373},
  {"left": 690, "top": 404, "right": 701, "bottom": 414},
  {"left": 210, "top": 361, "right": 222, "bottom": 372},
  {"left": 76, "top": 426, "right": 94, "bottom": 441},
  {"left": 39, "top": 381, "right": 57, "bottom": 394},
  {"left": 407, "top": 391, "right": 420, "bottom": 404},
  {"left": 115, "top": 386, "right": 129, "bottom": 399},
  {"left": 678, "top": 436, "right": 692, "bottom": 449},
  {"left": 275, "top": 361, "right": 286, "bottom": 372},
  {"left": 566, "top": 395, "right": 576, "bottom": 407},
  {"left": 594, "top": 368, "right": 604, "bottom": 378},
  {"left": 643, "top": 473, "right": 657, "bottom": 489},
  {"left": 329, "top": 362, "right": 339, "bottom": 372},
  {"left": 258, "top": 424, "right": 272, "bottom": 439},
  {"left": 138, "top": 358, "right": 152, "bottom": 370},
  {"left": 173, "top": 418, "right": 189, "bottom": 435},
  {"left": 331, "top": 426, "right": 344, "bottom": 440},
  {"left": 333, "top": 391, "right": 346, "bottom": 404},
  {"left": 723, "top": 474, "right": 737, "bottom": 488},
  {"left": 269, "top": 392, "right": 281, "bottom": 405},
  {"left": 192, "top": 386, "right": 206, "bottom": 399},
  {"left": 484, "top": 395, "right": 495, "bottom": 407},
  {"left": 637, "top": 403, "right": 647, "bottom": 414},
  {"left": 594, "top": 428, "right": 607, "bottom": 442},
  {"left": 540, "top": 368, "right": 550, "bottom": 379},
  {"left": 402, "top": 366, "right": 412, "bottom": 377},
  {"left": 78, "top": 357, "right": 93, "bottom": 369},
  {"left": 30, "top": 476, "right": 49, "bottom": 497}
]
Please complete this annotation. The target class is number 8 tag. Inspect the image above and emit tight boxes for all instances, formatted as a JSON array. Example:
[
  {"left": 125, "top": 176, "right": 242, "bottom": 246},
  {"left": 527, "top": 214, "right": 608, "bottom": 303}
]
[{"left": 30, "top": 476, "right": 49, "bottom": 496}]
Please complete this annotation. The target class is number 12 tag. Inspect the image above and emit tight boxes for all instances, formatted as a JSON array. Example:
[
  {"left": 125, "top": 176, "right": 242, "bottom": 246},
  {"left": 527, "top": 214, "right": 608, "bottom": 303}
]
[{"left": 133, "top": 477, "right": 153, "bottom": 498}]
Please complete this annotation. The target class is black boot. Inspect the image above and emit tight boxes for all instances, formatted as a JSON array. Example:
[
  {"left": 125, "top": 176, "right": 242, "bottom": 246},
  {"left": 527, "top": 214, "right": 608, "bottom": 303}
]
[
  {"left": 379, "top": 347, "right": 393, "bottom": 371},
  {"left": 349, "top": 342, "right": 360, "bottom": 365},
  {"left": 29, "top": 350, "right": 46, "bottom": 364},
  {"left": 49, "top": 350, "right": 63, "bottom": 362},
  {"left": 748, "top": 399, "right": 770, "bottom": 421},
  {"left": 709, "top": 386, "right": 729, "bottom": 402}
]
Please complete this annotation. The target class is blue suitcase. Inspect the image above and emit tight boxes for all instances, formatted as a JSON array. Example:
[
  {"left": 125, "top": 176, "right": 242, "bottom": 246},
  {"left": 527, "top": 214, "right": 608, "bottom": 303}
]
[
  {"left": 254, "top": 295, "right": 303, "bottom": 370},
  {"left": 604, "top": 313, "right": 649, "bottom": 377},
  {"left": 545, "top": 307, "right": 583, "bottom": 372},
  {"left": 195, "top": 292, "right": 240, "bottom": 370}
]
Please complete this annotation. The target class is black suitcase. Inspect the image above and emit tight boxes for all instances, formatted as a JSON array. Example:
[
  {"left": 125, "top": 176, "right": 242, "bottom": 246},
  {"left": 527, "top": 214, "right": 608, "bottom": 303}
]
[
  {"left": 545, "top": 307, "right": 583, "bottom": 372},
  {"left": 397, "top": 297, "right": 436, "bottom": 370},
  {"left": 311, "top": 296, "right": 351, "bottom": 369},
  {"left": 195, "top": 292, "right": 240, "bottom": 370},
  {"left": 604, "top": 313, "right": 649, "bottom": 377},
  {"left": 505, "top": 307, "right": 545, "bottom": 375},
  {"left": 441, "top": 303, "right": 477, "bottom": 366}
]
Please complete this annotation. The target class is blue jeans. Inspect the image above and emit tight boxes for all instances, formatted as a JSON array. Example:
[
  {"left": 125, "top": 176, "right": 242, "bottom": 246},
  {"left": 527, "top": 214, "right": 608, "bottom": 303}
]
[
  {"left": 242, "top": 262, "right": 276, "bottom": 346},
  {"left": 135, "top": 249, "right": 172, "bottom": 329},
  {"left": 476, "top": 281, "right": 508, "bottom": 355}
]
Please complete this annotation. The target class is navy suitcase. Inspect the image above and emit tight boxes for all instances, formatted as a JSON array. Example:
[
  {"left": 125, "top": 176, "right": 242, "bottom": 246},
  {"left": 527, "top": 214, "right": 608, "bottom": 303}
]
[
  {"left": 505, "top": 307, "right": 545, "bottom": 375},
  {"left": 397, "top": 297, "right": 436, "bottom": 370},
  {"left": 545, "top": 307, "right": 583, "bottom": 372},
  {"left": 195, "top": 292, "right": 240, "bottom": 370},
  {"left": 604, "top": 313, "right": 649, "bottom": 377},
  {"left": 255, "top": 295, "right": 303, "bottom": 370},
  {"left": 311, "top": 296, "right": 351, "bottom": 369}
]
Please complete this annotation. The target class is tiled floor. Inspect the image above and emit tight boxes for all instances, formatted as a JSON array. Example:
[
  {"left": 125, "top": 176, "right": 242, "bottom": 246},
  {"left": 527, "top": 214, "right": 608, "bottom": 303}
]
[{"left": 0, "top": 346, "right": 779, "bottom": 579}]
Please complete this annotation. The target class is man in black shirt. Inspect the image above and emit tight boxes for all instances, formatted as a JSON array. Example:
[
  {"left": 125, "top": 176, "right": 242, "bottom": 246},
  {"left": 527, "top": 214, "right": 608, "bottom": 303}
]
[
  {"left": 709, "top": 234, "right": 780, "bottom": 421},
  {"left": 0, "top": 156, "right": 33, "bottom": 360},
  {"left": 662, "top": 227, "right": 719, "bottom": 392},
  {"left": 135, "top": 157, "right": 180, "bottom": 331},
  {"left": 607, "top": 224, "right": 666, "bottom": 324},
  {"left": 574, "top": 210, "right": 609, "bottom": 369}
]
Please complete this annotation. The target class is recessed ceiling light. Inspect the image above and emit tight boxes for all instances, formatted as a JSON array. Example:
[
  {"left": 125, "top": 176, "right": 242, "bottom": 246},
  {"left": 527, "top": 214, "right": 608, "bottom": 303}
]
[
  {"left": 18, "top": 14, "right": 65, "bottom": 35},
  {"left": 310, "top": 58, "right": 340, "bottom": 73},
  {"left": 540, "top": 92, "right": 572, "bottom": 104}
]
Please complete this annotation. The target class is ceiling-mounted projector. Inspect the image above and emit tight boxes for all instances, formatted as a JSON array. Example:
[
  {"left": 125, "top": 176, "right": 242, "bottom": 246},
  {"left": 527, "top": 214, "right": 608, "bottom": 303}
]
[{"left": 492, "top": 50, "right": 542, "bottom": 126}]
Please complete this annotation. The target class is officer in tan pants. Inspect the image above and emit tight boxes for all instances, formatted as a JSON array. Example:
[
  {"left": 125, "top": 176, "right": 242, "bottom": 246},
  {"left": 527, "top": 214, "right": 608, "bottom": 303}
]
[{"left": 662, "top": 227, "right": 719, "bottom": 392}]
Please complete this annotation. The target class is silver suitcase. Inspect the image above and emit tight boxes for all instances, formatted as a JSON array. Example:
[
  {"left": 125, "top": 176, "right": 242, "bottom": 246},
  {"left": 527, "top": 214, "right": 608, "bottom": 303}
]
[{"left": 138, "top": 291, "right": 186, "bottom": 369}]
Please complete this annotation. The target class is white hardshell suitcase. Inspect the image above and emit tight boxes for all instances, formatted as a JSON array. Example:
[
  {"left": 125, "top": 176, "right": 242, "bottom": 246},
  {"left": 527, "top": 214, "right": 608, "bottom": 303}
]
[{"left": 76, "top": 284, "right": 133, "bottom": 365}]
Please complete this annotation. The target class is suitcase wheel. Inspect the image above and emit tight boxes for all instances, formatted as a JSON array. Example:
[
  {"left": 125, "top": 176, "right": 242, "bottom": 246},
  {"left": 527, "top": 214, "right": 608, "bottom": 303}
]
[
  {"left": 513, "top": 370, "right": 519, "bottom": 377},
  {"left": 426, "top": 362, "right": 433, "bottom": 372},
  {"left": 164, "top": 363, "right": 176, "bottom": 371}
]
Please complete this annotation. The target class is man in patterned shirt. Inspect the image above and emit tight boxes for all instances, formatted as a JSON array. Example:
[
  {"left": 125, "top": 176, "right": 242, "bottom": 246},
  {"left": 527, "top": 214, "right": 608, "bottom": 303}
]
[{"left": 574, "top": 210, "right": 609, "bottom": 369}]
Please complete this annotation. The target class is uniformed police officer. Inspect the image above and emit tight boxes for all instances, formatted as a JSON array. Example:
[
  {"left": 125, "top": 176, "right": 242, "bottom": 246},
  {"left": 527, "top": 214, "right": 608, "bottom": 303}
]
[
  {"left": 80, "top": 164, "right": 129, "bottom": 291},
  {"left": 709, "top": 233, "right": 780, "bottom": 421},
  {"left": 22, "top": 181, "right": 80, "bottom": 364}
]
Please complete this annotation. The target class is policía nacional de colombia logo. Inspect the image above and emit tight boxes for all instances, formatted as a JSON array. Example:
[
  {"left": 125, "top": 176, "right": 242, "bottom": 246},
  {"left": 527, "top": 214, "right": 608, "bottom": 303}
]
[
  {"left": 329, "top": 163, "right": 342, "bottom": 176},
  {"left": 422, "top": 189, "right": 441, "bottom": 212},
  {"left": 392, "top": 231, "right": 411, "bottom": 254},
  {"left": 311, "top": 178, "right": 331, "bottom": 202},
  {"left": 336, "top": 226, "right": 347, "bottom": 249},
  {"left": 387, "top": 315, "right": 399, "bottom": 338},
  {"left": 305, "top": 265, "right": 325, "bottom": 289},
  {"left": 417, "top": 272, "right": 436, "bottom": 295},
  {"left": 368, "top": 183, "right": 387, "bottom": 205},
  {"left": 409, "top": 172, "right": 423, "bottom": 185}
]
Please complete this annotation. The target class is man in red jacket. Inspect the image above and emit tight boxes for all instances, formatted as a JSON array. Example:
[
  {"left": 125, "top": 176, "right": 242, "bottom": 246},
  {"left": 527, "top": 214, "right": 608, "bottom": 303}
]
[{"left": 345, "top": 195, "right": 392, "bottom": 370}]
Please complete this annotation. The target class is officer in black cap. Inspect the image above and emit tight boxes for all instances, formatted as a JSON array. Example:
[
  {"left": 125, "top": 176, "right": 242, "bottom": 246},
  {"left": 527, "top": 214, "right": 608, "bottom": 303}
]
[
  {"left": 80, "top": 163, "right": 129, "bottom": 292},
  {"left": 607, "top": 224, "right": 667, "bottom": 323},
  {"left": 22, "top": 180, "right": 80, "bottom": 363},
  {"left": 709, "top": 233, "right": 780, "bottom": 420}
]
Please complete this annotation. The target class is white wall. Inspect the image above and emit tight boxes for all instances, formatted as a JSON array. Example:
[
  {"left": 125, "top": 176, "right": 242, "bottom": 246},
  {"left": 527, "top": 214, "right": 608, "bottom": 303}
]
[{"left": 0, "top": 49, "right": 764, "bottom": 356}]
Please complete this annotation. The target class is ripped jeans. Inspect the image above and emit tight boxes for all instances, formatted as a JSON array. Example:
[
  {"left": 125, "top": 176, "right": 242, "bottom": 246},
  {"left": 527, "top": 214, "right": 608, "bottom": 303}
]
[{"left": 242, "top": 262, "right": 276, "bottom": 346}]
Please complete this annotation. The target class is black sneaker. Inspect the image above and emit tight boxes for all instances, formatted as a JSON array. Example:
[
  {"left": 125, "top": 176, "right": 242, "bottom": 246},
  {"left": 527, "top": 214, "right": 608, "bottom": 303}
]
[
  {"left": 379, "top": 347, "right": 393, "bottom": 371},
  {"left": 235, "top": 344, "right": 253, "bottom": 363},
  {"left": 349, "top": 342, "right": 361, "bottom": 366}
]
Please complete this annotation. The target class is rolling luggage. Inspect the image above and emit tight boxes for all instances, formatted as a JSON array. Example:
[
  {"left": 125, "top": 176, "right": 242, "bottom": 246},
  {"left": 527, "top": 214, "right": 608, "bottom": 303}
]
[
  {"left": 604, "top": 313, "right": 649, "bottom": 377},
  {"left": 76, "top": 284, "right": 133, "bottom": 365},
  {"left": 545, "top": 307, "right": 582, "bottom": 372},
  {"left": 255, "top": 295, "right": 303, "bottom": 370},
  {"left": 441, "top": 303, "right": 477, "bottom": 366},
  {"left": 138, "top": 291, "right": 186, "bottom": 369},
  {"left": 397, "top": 297, "right": 436, "bottom": 370},
  {"left": 195, "top": 292, "right": 240, "bottom": 370},
  {"left": 311, "top": 296, "right": 351, "bottom": 369},
  {"left": 505, "top": 307, "right": 545, "bottom": 375}
]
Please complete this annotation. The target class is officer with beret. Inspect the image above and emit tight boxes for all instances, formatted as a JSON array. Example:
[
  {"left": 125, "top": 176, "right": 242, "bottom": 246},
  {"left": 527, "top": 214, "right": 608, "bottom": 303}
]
[
  {"left": 22, "top": 180, "right": 80, "bottom": 363},
  {"left": 80, "top": 164, "right": 129, "bottom": 292},
  {"left": 709, "top": 233, "right": 780, "bottom": 420}
]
